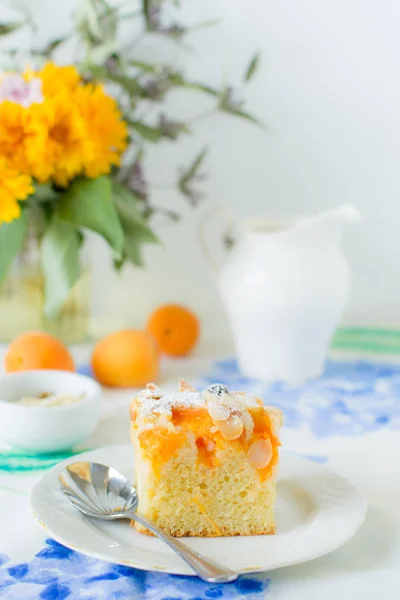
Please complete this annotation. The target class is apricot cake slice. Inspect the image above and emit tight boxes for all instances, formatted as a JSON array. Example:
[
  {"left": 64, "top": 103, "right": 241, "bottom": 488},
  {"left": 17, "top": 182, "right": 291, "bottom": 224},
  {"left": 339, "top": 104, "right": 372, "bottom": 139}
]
[{"left": 129, "top": 380, "right": 282, "bottom": 537}]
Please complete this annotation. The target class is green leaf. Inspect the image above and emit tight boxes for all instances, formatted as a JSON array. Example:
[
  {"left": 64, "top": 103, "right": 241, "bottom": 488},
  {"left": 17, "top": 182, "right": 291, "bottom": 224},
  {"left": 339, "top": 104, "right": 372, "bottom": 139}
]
[
  {"left": 89, "top": 41, "right": 117, "bottom": 64},
  {"left": 244, "top": 52, "right": 260, "bottom": 82},
  {"left": 178, "top": 148, "right": 207, "bottom": 204},
  {"left": 82, "top": 63, "right": 107, "bottom": 80},
  {"left": 79, "top": 0, "right": 102, "bottom": 39},
  {"left": 130, "top": 120, "right": 162, "bottom": 142},
  {"left": 167, "top": 73, "right": 219, "bottom": 97},
  {"left": 128, "top": 59, "right": 159, "bottom": 73},
  {"left": 225, "top": 108, "right": 265, "bottom": 128},
  {"left": 0, "top": 22, "right": 24, "bottom": 36},
  {"left": 113, "top": 182, "right": 158, "bottom": 239},
  {"left": 81, "top": 66, "right": 141, "bottom": 95},
  {"left": 98, "top": 1, "right": 118, "bottom": 42},
  {"left": 112, "top": 182, "right": 158, "bottom": 266},
  {"left": 0, "top": 212, "right": 27, "bottom": 285},
  {"left": 56, "top": 176, "right": 124, "bottom": 255},
  {"left": 153, "top": 207, "right": 180, "bottom": 221},
  {"left": 41, "top": 218, "right": 82, "bottom": 318},
  {"left": 128, "top": 118, "right": 188, "bottom": 142},
  {"left": 33, "top": 183, "right": 60, "bottom": 203},
  {"left": 77, "top": 0, "right": 117, "bottom": 62},
  {"left": 42, "top": 37, "right": 65, "bottom": 57},
  {"left": 181, "top": 147, "right": 208, "bottom": 183},
  {"left": 142, "top": 0, "right": 151, "bottom": 29},
  {"left": 108, "top": 73, "right": 141, "bottom": 95},
  {"left": 180, "top": 82, "right": 219, "bottom": 96},
  {"left": 218, "top": 87, "right": 263, "bottom": 127},
  {"left": 121, "top": 235, "right": 143, "bottom": 267}
]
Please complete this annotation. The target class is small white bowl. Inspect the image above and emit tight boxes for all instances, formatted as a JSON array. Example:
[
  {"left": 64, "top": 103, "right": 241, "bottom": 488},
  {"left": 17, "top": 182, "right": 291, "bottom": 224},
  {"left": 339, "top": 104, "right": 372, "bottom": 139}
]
[{"left": 0, "top": 370, "right": 102, "bottom": 454}]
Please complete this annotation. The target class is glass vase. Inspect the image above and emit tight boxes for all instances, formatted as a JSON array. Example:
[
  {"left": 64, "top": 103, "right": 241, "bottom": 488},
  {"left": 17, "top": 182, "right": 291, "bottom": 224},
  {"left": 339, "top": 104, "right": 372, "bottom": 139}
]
[{"left": 0, "top": 217, "right": 90, "bottom": 344}]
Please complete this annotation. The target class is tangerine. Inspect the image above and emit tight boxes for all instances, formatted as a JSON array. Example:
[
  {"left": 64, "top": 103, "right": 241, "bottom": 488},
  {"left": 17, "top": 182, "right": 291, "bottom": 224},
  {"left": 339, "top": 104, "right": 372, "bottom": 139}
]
[
  {"left": 91, "top": 329, "right": 159, "bottom": 387},
  {"left": 147, "top": 304, "right": 200, "bottom": 357},
  {"left": 5, "top": 331, "right": 75, "bottom": 373}
]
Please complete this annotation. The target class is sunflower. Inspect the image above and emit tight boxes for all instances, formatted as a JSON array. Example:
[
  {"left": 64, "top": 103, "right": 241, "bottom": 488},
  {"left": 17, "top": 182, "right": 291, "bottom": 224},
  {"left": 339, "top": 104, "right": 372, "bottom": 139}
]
[
  {"left": 26, "top": 93, "right": 92, "bottom": 186},
  {"left": 0, "top": 157, "right": 33, "bottom": 224},
  {"left": 75, "top": 83, "right": 128, "bottom": 178}
]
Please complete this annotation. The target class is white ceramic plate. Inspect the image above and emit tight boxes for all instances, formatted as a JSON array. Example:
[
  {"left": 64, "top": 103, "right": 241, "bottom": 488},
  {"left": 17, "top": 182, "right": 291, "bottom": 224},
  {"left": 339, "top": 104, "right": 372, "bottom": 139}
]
[{"left": 30, "top": 445, "right": 366, "bottom": 576}]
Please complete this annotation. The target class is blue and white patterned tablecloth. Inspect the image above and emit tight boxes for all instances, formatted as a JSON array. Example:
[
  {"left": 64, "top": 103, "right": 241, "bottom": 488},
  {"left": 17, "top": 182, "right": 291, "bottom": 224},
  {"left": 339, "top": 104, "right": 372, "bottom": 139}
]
[{"left": 1, "top": 349, "right": 400, "bottom": 600}]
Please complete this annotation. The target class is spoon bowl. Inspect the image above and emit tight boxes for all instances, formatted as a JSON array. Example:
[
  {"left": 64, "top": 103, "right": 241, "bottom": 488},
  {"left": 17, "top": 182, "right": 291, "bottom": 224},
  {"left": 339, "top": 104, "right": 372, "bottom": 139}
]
[
  {"left": 59, "top": 461, "right": 238, "bottom": 583},
  {"left": 59, "top": 462, "right": 138, "bottom": 518}
]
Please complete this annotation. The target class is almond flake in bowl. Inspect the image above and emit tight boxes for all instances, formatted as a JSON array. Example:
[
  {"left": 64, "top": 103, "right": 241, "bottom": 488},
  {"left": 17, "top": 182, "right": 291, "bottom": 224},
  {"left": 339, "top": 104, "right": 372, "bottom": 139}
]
[{"left": 18, "top": 392, "right": 86, "bottom": 407}]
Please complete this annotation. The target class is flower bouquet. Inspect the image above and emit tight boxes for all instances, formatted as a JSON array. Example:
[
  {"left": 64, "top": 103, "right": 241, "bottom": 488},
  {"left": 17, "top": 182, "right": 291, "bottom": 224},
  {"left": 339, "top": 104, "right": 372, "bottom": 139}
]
[{"left": 0, "top": 0, "right": 260, "bottom": 341}]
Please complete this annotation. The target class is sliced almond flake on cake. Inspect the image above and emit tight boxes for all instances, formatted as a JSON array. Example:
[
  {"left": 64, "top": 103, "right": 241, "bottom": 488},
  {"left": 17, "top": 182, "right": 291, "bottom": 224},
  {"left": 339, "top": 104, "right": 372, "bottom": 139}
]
[{"left": 178, "top": 378, "right": 197, "bottom": 392}]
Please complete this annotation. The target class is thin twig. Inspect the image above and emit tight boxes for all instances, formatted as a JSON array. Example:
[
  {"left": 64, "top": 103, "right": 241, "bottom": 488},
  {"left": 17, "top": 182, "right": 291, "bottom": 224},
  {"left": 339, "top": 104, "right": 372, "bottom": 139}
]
[{"left": 188, "top": 108, "right": 217, "bottom": 124}]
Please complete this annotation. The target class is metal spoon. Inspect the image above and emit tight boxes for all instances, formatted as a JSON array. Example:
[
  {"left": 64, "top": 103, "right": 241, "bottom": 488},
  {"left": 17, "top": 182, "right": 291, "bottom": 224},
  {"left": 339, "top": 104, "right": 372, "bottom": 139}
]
[{"left": 58, "top": 461, "right": 238, "bottom": 583}]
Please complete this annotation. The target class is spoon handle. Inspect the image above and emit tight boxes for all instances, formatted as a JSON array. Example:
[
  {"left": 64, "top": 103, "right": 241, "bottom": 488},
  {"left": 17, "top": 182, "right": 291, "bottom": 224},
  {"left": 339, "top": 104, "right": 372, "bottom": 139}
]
[{"left": 130, "top": 513, "right": 238, "bottom": 583}]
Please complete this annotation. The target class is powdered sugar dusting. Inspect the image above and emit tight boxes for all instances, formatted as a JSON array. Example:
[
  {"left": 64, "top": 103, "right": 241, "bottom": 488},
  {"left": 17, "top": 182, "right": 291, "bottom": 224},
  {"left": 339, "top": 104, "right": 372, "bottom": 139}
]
[
  {"left": 134, "top": 382, "right": 264, "bottom": 423},
  {"left": 138, "top": 391, "right": 205, "bottom": 418}
]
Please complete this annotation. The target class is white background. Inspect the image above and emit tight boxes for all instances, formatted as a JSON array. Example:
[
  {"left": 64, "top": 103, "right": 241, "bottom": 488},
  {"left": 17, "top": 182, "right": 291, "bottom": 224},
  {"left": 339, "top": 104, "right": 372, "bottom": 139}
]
[{"left": 3, "top": 0, "right": 400, "bottom": 338}]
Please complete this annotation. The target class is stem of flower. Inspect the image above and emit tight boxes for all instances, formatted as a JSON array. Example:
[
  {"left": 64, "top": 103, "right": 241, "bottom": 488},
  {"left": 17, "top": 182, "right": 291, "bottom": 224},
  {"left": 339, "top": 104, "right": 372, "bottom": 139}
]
[{"left": 188, "top": 108, "right": 217, "bottom": 124}]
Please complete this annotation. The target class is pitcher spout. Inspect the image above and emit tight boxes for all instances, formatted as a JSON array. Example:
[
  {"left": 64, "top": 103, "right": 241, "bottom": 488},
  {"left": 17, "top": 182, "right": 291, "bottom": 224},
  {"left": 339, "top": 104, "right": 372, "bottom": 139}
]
[
  {"left": 331, "top": 204, "right": 361, "bottom": 224},
  {"left": 295, "top": 204, "right": 361, "bottom": 245}
]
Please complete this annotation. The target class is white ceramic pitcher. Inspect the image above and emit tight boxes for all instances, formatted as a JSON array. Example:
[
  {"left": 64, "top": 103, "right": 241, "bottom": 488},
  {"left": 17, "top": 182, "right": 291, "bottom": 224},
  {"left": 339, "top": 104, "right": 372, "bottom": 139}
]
[{"left": 203, "top": 205, "right": 360, "bottom": 383}]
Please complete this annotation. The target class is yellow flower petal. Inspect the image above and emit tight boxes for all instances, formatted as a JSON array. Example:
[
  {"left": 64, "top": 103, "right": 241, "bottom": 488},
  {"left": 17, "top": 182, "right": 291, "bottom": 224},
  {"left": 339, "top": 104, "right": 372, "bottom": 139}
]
[
  {"left": 26, "top": 93, "right": 93, "bottom": 186},
  {"left": 37, "top": 62, "right": 81, "bottom": 96},
  {"left": 0, "top": 101, "right": 31, "bottom": 173},
  {"left": 75, "top": 83, "right": 128, "bottom": 179},
  {"left": 0, "top": 157, "right": 33, "bottom": 224}
]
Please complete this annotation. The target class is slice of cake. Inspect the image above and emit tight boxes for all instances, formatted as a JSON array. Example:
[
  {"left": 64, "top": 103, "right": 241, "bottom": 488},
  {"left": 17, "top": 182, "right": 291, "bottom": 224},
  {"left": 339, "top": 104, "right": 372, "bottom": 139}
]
[{"left": 129, "top": 379, "right": 282, "bottom": 537}]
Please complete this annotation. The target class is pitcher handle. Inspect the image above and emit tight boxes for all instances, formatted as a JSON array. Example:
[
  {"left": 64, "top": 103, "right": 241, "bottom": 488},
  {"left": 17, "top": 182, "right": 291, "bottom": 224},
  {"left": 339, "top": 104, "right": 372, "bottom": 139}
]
[{"left": 199, "top": 206, "right": 236, "bottom": 276}]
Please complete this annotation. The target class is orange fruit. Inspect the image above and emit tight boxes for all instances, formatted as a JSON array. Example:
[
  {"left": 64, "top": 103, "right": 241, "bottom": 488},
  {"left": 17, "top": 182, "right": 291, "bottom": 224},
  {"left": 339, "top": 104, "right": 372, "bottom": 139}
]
[
  {"left": 5, "top": 331, "right": 75, "bottom": 373},
  {"left": 91, "top": 329, "right": 159, "bottom": 387},
  {"left": 146, "top": 304, "right": 200, "bottom": 357}
]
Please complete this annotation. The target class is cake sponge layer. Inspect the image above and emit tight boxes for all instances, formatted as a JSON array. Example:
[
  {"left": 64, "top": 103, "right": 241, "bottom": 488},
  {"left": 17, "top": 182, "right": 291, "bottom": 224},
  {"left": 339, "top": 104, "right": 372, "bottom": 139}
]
[{"left": 132, "top": 435, "right": 276, "bottom": 537}]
